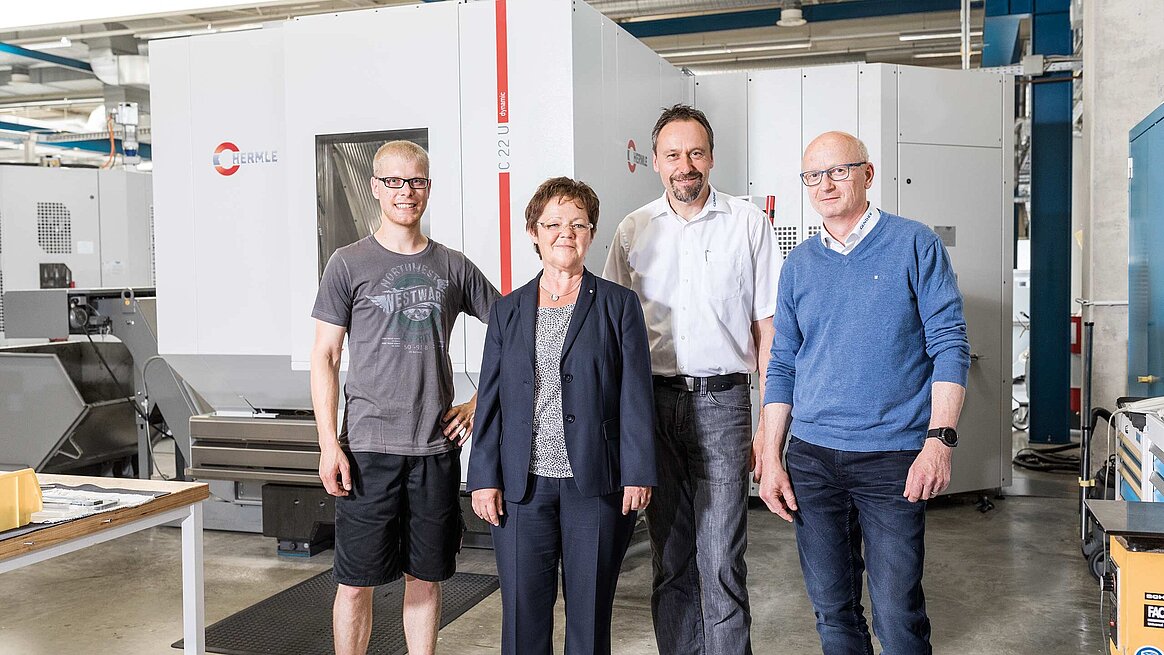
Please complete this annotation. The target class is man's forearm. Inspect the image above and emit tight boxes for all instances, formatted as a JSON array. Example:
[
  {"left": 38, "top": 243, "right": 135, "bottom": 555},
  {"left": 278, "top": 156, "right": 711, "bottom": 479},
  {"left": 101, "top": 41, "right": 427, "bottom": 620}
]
[
  {"left": 753, "top": 318, "right": 776, "bottom": 431},
  {"left": 929, "top": 380, "right": 966, "bottom": 429},
  {"left": 761, "top": 402, "right": 793, "bottom": 463},
  {"left": 310, "top": 353, "right": 342, "bottom": 448}
]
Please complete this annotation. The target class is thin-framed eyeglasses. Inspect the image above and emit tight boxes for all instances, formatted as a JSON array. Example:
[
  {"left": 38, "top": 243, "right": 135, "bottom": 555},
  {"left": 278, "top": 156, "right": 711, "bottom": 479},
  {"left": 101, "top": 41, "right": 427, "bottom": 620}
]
[
  {"left": 536, "top": 221, "right": 594, "bottom": 235},
  {"left": 375, "top": 176, "right": 431, "bottom": 189},
  {"left": 799, "top": 162, "right": 867, "bottom": 187}
]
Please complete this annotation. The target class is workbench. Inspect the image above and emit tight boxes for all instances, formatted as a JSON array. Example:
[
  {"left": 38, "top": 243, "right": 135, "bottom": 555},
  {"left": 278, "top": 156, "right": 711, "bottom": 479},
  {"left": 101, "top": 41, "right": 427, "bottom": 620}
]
[{"left": 0, "top": 474, "right": 210, "bottom": 654}]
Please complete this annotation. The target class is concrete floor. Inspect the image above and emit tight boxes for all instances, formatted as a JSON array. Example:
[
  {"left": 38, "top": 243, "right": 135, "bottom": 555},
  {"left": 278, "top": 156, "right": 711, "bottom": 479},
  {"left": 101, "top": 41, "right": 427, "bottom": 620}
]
[{"left": 0, "top": 438, "right": 1107, "bottom": 654}]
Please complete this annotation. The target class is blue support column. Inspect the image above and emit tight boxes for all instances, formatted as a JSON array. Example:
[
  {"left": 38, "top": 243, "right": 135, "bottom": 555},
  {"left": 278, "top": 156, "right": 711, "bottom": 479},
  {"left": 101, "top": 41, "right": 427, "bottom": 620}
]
[{"left": 1027, "top": 0, "right": 1074, "bottom": 443}]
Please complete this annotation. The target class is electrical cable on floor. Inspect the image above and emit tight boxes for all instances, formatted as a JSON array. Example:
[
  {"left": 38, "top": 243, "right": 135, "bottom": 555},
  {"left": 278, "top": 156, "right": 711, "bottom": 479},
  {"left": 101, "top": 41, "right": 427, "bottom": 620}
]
[{"left": 1012, "top": 442, "right": 1080, "bottom": 473}]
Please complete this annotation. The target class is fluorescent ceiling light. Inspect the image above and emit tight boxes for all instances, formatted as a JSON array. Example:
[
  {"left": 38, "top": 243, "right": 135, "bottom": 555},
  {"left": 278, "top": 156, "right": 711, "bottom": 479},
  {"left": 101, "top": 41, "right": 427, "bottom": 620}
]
[
  {"left": 0, "top": 97, "right": 103, "bottom": 109},
  {"left": 23, "top": 37, "right": 72, "bottom": 50},
  {"left": 900, "top": 30, "right": 983, "bottom": 42},
  {"left": 662, "top": 40, "right": 811, "bottom": 58},
  {"left": 913, "top": 50, "right": 982, "bottom": 59},
  {"left": 141, "top": 21, "right": 263, "bottom": 39}
]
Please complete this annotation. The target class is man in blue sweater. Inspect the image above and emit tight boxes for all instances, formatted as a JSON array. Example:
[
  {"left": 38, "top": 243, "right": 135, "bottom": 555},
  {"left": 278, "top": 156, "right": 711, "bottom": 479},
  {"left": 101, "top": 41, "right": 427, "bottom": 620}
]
[{"left": 757, "top": 131, "right": 969, "bottom": 654}]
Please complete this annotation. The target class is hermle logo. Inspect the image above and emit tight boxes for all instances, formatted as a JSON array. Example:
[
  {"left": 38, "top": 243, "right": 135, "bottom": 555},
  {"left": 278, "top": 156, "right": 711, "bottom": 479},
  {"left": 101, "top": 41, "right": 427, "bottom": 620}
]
[
  {"left": 212, "top": 141, "right": 278, "bottom": 176},
  {"left": 1136, "top": 647, "right": 1164, "bottom": 655},
  {"left": 626, "top": 139, "right": 649, "bottom": 173}
]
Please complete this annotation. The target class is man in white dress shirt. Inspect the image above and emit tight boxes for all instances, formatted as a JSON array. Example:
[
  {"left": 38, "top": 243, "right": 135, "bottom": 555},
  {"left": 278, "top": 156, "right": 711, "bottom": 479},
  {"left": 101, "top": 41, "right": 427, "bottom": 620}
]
[{"left": 604, "top": 104, "right": 780, "bottom": 655}]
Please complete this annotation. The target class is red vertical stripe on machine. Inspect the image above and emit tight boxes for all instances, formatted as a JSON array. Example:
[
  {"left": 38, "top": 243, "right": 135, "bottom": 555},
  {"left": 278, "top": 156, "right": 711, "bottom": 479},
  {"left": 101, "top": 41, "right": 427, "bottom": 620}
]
[
  {"left": 499, "top": 172, "right": 511, "bottom": 293},
  {"left": 496, "top": 0, "right": 511, "bottom": 294}
]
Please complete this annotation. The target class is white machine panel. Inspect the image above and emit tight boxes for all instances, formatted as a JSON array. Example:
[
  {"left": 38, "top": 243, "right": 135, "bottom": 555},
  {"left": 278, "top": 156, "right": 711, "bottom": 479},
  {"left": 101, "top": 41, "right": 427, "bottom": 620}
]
[
  {"left": 899, "top": 143, "right": 1012, "bottom": 492},
  {"left": 0, "top": 166, "right": 154, "bottom": 341},
  {"left": 98, "top": 170, "right": 154, "bottom": 288},
  {"left": 746, "top": 68, "right": 803, "bottom": 258},
  {"left": 285, "top": 5, "right": 465, "bottom": 370},
  {"left": 857, "top": 63, "right": 899, "bottom": 215},
  {"left": 800, "top": 65, "right": 859, "bottom": 238},
  {"left": 572, "top": 1, "right": 690, "bottom": 272},
  {"left": 898, "top": 66, "right": 1004, "bottom": 148},
  {"left": 152, "top": 27, "right": 300, "bottom": 409},
  {"left": 0, "top": 167, "right": 102, "bottom": 291},
  {"left": 720, "top": 63, "right": 1013, "bottom": 495},
  {"left": 693, "top": 73, "right": 749, "bottom": 198}
]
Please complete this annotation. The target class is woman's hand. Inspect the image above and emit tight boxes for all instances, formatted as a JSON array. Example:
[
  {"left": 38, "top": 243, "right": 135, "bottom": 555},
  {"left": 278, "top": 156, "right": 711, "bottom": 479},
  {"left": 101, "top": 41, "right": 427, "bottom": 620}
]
[
  {"left": 471, "top": 488, "right": 504, "bottom": 526},
  {"left": 622, "top": 486, "right": 651, "bottom": 515}
]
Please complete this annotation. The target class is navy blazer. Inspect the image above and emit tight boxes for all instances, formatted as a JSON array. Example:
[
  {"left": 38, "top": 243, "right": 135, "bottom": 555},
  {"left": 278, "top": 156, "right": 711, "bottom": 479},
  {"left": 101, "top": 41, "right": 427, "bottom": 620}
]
[{"left": 467, "top": 269, "right": 657, "bottom": 500}]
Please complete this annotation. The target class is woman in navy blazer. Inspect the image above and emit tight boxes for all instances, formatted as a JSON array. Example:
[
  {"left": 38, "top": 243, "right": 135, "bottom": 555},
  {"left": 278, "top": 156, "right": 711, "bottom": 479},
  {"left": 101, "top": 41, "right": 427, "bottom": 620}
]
[{"left": 467, "top": 177, "right": 656, "bottom": 655}]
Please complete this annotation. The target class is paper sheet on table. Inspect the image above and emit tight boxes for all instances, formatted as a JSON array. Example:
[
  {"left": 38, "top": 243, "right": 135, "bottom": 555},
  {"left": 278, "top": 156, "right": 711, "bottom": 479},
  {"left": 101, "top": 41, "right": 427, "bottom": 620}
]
[{"left": 31, "top": 488, "right": 155, "bottom": 524}]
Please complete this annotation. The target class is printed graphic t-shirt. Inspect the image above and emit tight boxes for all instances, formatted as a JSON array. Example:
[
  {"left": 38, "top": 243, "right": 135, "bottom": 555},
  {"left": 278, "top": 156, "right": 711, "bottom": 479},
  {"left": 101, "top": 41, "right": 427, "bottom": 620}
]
[{"left": 312, "top": 236, "right": 500, "bottom": 455}]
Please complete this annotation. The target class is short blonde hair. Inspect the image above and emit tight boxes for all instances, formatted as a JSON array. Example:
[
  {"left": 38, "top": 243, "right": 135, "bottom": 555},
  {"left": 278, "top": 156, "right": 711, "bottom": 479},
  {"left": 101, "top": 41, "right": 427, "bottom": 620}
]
[{"left": 373, "top": 140, "right": 430, "bottom": 176}]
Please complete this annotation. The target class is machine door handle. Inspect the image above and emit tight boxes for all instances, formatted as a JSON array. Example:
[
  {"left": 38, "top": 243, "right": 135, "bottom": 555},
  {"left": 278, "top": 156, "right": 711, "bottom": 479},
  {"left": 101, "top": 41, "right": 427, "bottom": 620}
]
[
  {"left": 969, "top": 352, "right": 981, "bottom": 363},
  {"left": 1139, "top": 375, "right": 1160, "bottom": 384}
]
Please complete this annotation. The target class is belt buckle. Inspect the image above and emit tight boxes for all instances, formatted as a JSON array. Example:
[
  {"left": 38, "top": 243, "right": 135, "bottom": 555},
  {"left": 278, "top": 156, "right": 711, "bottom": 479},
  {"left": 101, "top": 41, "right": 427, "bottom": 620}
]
[{"left": 684, "top": 376, "right": 697, "bottom": 392}]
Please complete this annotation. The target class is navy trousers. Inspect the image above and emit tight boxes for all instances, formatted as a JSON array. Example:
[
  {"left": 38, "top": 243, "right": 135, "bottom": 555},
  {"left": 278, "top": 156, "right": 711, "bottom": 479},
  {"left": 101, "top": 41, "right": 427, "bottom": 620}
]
[{"left": 491, "top": 475, "right": 637, "bottom": 655}]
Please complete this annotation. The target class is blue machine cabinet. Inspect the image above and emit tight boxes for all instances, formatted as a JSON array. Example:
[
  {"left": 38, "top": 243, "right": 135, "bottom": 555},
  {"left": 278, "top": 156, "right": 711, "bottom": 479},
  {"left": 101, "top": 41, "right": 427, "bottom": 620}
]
[{"left": 1129, "top": 102, "right": 1164, "bottom": 398}]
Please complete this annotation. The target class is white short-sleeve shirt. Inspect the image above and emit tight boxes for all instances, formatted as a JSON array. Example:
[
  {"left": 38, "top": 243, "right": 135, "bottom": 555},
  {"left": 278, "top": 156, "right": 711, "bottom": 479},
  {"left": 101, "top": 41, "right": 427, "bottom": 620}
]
[{"left": 603, "top": 186, "right": 780, "bottom": 377}]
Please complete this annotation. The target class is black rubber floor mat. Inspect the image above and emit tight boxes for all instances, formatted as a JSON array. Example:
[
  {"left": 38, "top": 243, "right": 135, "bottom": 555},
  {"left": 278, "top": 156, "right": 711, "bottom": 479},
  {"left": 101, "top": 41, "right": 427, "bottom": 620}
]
[{"left": 173, "top": 570, "right": 499, "bottom": 655}]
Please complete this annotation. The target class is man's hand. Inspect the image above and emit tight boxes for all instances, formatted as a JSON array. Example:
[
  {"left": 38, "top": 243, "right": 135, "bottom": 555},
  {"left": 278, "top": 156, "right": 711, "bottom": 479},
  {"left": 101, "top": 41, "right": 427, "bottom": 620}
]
[
  {"left": 758, "top": 461, "right": 797, "bottom": 522},
  {"left": 442, "top": 401, "right": 476, "bottom": 446},
  {"left": 622, "top": 486, "right": 652, "bottom": 515},
  {"left": 472, "top": 488, "right": 504, "bottom": 526},
  {"left": 751, "top": 428, "right": 766, "bottom": 482},
  {"left": 319, "top": 444, "right": 351, "bottom": 497},
  {"left": 904, "top": 439, "right": 953, "bottom": 502}
]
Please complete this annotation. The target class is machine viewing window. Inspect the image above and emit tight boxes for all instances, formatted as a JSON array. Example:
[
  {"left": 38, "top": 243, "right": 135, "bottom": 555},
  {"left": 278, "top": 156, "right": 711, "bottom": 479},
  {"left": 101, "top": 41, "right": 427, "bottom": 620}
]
[{"left": 315, "top": 128, "right": 429, "bottom": 278}]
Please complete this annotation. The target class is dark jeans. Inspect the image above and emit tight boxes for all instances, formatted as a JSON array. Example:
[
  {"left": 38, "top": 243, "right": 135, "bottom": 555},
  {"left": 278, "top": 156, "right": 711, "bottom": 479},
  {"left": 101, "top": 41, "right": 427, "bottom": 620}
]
[
  {"left": 785, "top": 436, "right": 931, "bottom": 655},
  {"left": 647, "top": 383, "right": 752, "bottom": 655},
  {"left": 491, "top": 475, "right": 637, "bottom": 655}
]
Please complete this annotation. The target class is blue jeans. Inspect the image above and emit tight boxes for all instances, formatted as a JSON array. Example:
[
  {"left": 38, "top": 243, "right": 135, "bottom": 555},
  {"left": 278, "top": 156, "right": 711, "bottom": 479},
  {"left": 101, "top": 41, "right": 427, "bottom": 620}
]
[
  {"left": 785, "top": 436, "right": 931, "bottom": 655},
  {"left": 647, "top": 383, "right": 752, "bottom": 655}
]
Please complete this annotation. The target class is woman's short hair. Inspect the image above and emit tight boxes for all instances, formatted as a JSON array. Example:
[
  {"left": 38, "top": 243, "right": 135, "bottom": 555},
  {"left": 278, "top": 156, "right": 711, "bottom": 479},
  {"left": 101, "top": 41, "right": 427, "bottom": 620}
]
[{"left": 525, "top": 177, "right": 600, "bottom": 256}]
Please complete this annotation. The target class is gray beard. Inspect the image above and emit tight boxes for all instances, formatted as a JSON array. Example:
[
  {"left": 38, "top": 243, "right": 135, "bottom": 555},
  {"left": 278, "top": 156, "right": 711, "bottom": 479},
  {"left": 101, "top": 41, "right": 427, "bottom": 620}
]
[{"left": 670, "top": 175, "right": 704, "bottom": 203}]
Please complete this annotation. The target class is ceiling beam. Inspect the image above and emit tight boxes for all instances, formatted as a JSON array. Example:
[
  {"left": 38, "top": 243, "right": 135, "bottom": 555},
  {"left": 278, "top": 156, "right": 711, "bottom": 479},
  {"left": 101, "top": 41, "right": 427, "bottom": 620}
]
[
  {"left": 623, "top": 0, "right": 985, "bottom": 38},
  {"left": 0, "top": 41, "right": 93, "bottom": 72}
]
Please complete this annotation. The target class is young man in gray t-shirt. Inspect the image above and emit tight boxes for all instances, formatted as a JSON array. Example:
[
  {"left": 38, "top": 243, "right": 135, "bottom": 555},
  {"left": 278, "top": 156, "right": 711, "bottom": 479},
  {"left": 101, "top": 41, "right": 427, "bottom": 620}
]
[{"left": 311, "top": 140, "right": 499, "bottom": 655}]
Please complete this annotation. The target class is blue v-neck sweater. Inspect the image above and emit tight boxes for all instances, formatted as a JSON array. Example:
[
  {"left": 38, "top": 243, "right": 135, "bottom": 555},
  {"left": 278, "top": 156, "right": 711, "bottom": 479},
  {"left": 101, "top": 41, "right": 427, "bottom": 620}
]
[{"left": 764, "top": 212, "right": 969, "bottom": 452}]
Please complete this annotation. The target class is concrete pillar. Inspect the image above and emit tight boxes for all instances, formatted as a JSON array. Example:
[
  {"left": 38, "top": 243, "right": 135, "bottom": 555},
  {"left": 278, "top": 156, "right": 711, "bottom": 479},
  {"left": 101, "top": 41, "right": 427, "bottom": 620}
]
[{"left": 1081, "top": 0, "right": 1164, "bottom": 411}]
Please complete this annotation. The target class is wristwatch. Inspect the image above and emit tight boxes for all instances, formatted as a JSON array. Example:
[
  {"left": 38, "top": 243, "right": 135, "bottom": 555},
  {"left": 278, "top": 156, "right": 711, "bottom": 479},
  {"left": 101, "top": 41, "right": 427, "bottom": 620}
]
[{"left": 926, "top": 427, "right": 959, "bottom": 447}]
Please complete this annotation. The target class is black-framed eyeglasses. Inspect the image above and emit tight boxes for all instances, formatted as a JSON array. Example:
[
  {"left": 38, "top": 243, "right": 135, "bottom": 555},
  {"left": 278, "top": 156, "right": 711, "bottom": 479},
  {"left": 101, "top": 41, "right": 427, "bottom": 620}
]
[
  {"left": 536, "top": 221, "right": 594, "bottom": 235},
  {"left": 375, "top": 176, "right": 431, "bottom": 189},
  {"left": 799, "top": 162, "right": 867, "bottom": 187}
]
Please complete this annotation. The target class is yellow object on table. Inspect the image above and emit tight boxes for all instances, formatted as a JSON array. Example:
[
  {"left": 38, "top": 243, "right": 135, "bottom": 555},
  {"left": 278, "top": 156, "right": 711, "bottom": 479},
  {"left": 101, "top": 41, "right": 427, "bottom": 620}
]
[{"left": 0, "top": 468, "right": 43, "bottom": 531}]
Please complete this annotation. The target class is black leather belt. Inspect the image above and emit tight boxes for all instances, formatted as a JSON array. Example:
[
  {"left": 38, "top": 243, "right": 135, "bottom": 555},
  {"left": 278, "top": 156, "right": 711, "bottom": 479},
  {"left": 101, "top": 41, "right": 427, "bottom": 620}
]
[{"left": 652, "top": 372, "right": 749, "bottom": 393}]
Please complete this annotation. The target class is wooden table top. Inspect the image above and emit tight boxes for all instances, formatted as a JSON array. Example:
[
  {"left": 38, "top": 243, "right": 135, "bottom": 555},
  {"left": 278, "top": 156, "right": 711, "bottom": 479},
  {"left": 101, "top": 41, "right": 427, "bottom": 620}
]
[{"left": 0, "top": 474, "right": 209, "bottom": 562}]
